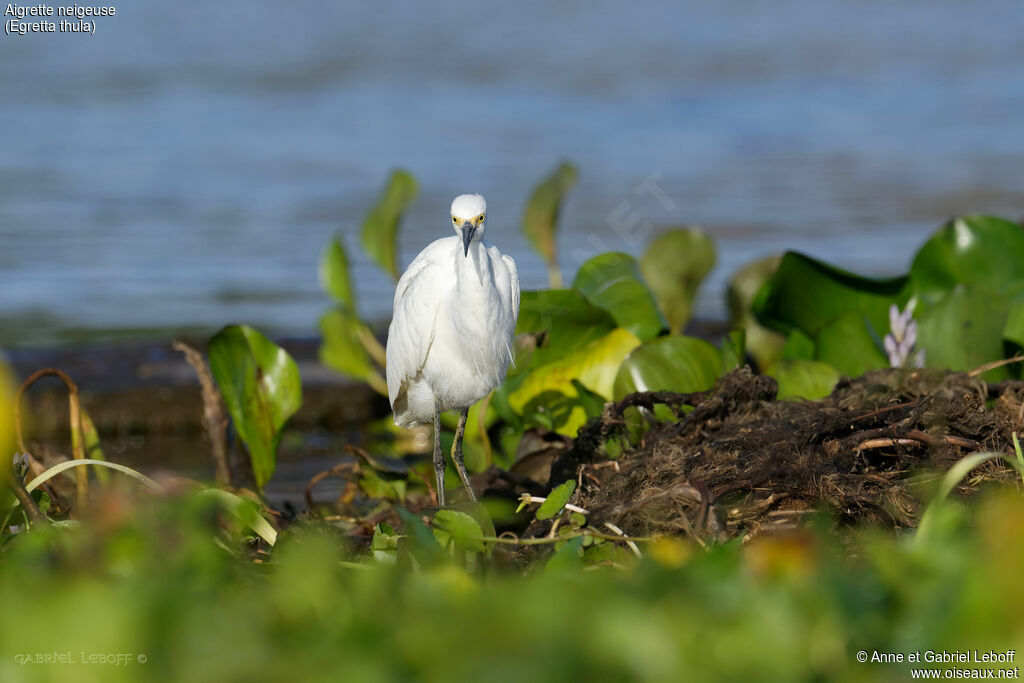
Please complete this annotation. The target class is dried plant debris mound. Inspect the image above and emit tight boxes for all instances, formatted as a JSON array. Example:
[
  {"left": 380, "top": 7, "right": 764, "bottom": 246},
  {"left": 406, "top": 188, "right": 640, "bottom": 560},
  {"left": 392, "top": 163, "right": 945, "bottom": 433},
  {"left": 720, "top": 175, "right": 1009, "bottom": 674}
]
[{"left": 553, "top": 367, "right": 1021, "bottom": 543}]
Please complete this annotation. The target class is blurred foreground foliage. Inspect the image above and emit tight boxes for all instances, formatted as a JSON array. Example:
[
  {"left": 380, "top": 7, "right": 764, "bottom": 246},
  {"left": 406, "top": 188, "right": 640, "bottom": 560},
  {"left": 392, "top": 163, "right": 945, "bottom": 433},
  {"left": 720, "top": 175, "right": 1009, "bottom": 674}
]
[{"left": 1, "top": 485, "right": 1023, "bottom": 682}]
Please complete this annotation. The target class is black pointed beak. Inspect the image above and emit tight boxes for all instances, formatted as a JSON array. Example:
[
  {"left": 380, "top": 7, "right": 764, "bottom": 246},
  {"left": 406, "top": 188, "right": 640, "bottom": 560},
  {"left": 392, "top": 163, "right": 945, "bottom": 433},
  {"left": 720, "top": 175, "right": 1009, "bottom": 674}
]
[{"left": 461, "top": 222, "right": 477, "bottom": 256}]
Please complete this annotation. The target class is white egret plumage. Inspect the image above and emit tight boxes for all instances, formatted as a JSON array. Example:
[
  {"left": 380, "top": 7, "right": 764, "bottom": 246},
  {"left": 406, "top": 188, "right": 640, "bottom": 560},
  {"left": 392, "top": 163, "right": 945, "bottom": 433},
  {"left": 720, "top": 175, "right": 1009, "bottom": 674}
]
[{"left": 386, "top": 194, "right": 520, "bottom": 505}]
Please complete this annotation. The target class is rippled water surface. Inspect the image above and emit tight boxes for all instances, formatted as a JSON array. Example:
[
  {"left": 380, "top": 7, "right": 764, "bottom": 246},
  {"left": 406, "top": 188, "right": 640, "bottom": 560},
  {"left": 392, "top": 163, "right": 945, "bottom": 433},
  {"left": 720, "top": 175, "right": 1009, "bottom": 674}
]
[{"left": 2, "top": 1, "right": 1023, "bottom": 346}]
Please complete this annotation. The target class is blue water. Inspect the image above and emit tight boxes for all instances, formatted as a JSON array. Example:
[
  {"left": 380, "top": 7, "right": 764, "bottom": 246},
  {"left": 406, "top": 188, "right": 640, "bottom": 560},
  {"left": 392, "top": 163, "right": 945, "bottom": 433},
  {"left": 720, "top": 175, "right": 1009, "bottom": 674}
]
[{"left": 2, "top": 1, "right": 1023, "bottom": 346}]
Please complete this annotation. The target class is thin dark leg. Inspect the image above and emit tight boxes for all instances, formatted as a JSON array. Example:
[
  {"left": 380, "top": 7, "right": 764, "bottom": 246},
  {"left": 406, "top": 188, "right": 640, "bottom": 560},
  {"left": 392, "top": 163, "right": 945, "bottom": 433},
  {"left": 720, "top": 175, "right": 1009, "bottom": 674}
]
[
  {"left": 433, "top": 399, "right": 446, "bottom": 507},
  {"left": 451, "top": 407, "right": 477, "bottom": 502}
]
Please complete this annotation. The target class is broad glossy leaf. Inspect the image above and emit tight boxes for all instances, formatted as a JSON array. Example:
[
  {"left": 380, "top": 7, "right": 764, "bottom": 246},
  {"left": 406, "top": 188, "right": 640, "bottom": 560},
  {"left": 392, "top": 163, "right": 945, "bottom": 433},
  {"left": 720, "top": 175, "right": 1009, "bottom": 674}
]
[
  {"left": 318, "top": 309, "right": 387, "bottom": 394},
  {"left": 396, "top": 506, "right": 443, "bottom": 566},
  {"left": 432, "top": 509, "right": 485, "bottom": 553},
  {"left": 537, "top": 479, "right": 575, "bottom": 520},
  {"left": 573, "top": 252, "right": 667, "bottom": 341},
  {"left": 613, "top": 335, "right": 722, "bottom": 399},
  {"left": 814, "top": 310, "right": 888, "bottom": 377},
  {"left": 640, "top": 227, "right": 716, "bottom": 333},
  {"left": 1005, "top": 293, "right": 1024, "bottom": 348},
  {"left": 721, "top": 329, "right": 746, "bottom": 373},
  {"left": 360, "top": 170, "right": 418, "bottom": 282},
  {"left": 522, "top": 162, "right": 578, "bottom": 286},
  {"left": 319, "top": 237, "right": 356, "bottom": 310},
  {"left": 781, "top": 329, "right": 815, "bottom": 360},
  {"left": 208, "top": 325, "right": 302, "bottom": 490},
  {"left": 753, "top": 251, "right": 909, "bottom": 337},
  {"left": 770, "top": 359, "right": 840, "bottom": 400},
  {"left": 727, "top": 255, "right": 786, "bottom": 369},
  {"left": 910, "top": 215, "right": 1024, "bottom": 302},
  {"left": 514, "top": 289, "right": 617, "bottom": 375},
  {"left": 509, "top": 328, "right": 641, "bottom": 436},
  {"left": 916, "top": 285, "right": 1010, "bottom": 379}
]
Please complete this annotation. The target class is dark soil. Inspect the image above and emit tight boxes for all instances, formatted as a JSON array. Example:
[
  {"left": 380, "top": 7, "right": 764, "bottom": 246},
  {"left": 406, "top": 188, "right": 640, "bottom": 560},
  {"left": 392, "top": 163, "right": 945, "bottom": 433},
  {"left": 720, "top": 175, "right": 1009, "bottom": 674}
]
[{"left": 516, "top": 367, "right": 1023, "bottom": 544}]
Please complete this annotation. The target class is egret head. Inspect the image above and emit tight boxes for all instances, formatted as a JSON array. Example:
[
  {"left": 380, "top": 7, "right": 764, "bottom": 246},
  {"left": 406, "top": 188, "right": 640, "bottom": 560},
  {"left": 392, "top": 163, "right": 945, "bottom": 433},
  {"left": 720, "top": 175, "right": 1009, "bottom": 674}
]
[{"left": 450, "top": 193, "right": 486, "bottom": 256}]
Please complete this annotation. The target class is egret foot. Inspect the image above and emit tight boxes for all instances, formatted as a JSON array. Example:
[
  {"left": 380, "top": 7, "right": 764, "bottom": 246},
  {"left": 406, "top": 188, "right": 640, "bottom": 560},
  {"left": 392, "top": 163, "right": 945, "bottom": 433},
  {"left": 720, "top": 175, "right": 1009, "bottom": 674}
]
[
  {"left": 433, "top": 400, "right": 446, "bottom": 507},
  {"left": 451, "top": 407, "right": 477, "bottom": 502}
]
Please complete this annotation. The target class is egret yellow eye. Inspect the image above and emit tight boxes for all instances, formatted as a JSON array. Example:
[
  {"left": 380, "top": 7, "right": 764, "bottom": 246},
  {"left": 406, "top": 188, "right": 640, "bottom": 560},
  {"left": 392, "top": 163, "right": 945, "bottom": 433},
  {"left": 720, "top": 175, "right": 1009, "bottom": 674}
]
[
  {"left": 452, "top": 216, "right": 458, "bottom": 224},
  {"left": 478, "top": 214, "right": 485, "bottom": 223}
]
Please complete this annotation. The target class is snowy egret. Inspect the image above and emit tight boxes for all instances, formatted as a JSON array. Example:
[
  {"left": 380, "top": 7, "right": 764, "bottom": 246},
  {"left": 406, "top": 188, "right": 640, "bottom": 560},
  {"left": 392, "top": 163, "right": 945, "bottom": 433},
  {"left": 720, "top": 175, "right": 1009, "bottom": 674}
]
[{"left": 386, "top": 194, "right": 520, "bottom": 506}]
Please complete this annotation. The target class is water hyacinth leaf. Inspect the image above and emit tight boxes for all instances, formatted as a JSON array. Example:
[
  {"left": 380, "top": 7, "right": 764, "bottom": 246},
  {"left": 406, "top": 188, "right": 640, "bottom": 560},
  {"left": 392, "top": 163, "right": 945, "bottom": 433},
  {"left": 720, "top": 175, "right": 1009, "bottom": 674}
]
[
  {"left": 814, "top": 310, "right": 888, "bottom": 376},
  {"left": 721, "top": 329, "right": 746, "bottom": 373},
  {"left": 781, "top": 329, "right": 816, "bottom": 361},
  {"left": 514, "top": 289, "right": 617, "bottom": 375},
  {"left": 545, "top": 536, "right": 584, "bottom": 572},
  {"left": 509, "top": 328, "right": 641, "bottom": 436},
  {"left": 727, "top": 255, "right": 786, "bottom": 369},
  {"left": 910, "top": 215, "right": 1024, "bottom": 303},
  {"left": 916, "top": 286, "right": 1010, "bottom": 379},
  {"left": 570, "top": 379, "right": 607, "bottom": 420},
  {"left": 318, "top": 309, "right": 387, "bottom": 395},
  {"left": 1004, "top": 295, "right": 1024, "bottom": 349},
  {"left": 396, "top": 506, "right": 443, "bottom": 566},
  {"left": 432, "top": 509, "right": 486, "bottom": 553},
  {"left": 770, "top": 359, "right": 840, "bottom": 400},
  {"left": 640, "top": 227, "right": 716, "bottom": 333},
  {"left": 573, "top": 252, "right": 667, "bottom": 341},
  {"left": 208, "top": 325, "right": 302, "bottom": 490},
  {"left": 536, "top": 479, "right": 576, "bottom": 520},
  {"left": 360, "top": 169, "right": 418, "bottom": 282},
  {"left": 613, "top": 335, "right": 722, "bottom": 399},
  {"left": 753, "top": 251, "right": 909, "bottom": 338},
  {"left": 319, "top": 237, "right": 357, "bottom": 311},
  {"left": 522, "top": 162, "right": 578, "bottom": 287},
  {"left": 371, "top": 523, "right": 399, "bottom": 565}
]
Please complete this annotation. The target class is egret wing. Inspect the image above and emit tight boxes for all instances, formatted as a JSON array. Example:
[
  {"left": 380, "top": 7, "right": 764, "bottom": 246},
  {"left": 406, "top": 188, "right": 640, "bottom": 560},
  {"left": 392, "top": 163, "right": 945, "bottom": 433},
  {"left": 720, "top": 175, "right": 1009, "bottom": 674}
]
[{"left": 385, "top": 239, "right": 452, "bottom": 409}]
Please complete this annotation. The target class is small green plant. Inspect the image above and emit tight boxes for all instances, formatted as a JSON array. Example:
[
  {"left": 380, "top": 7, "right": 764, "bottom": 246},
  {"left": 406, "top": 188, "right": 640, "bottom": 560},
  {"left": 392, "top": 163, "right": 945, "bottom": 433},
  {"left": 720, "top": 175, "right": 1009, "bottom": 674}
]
[{"left": 208, "top": 324, "right": 302, "bottom": 491}]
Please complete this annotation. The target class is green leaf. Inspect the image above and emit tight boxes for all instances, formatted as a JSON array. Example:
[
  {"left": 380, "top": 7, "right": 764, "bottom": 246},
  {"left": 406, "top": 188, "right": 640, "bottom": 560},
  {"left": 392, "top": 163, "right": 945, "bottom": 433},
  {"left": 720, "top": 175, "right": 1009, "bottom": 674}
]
[
  {"left": 770, "top": 359, "right": 840, "bottom": 400},
  {"left": 360, "top": 170, "right": 418, "bottom": 282},
  {"left": 721, "top": 329, "right": 746, "bottom": 373},
  {"left": 200, "top": 489, "right": 278, "bottom": 546},
  {"left": 753, "top": 251, "right": 909, "bottom": 338},
  {"left": 916, "top": 285, "right": 1010, "bottom": 379},
  {"left": 432, "top": 509, "right": 485, "bottom": 553},
  {"left": 1005, "top": 292, "right": 1024, "bottom": 348},
  {"left": 522, "top": 162, "right": 578, "bottom": 287},
  {"left": 319, "top": 237, "right": 357, "bottom": 311},
  {"left": 814, "top": 310, "right": 888, "bottom": 377},
  {"left": 509, "top": 328, "right": 641, "bottom": 436},
  {"left": 727, "top": 255, "right": 786, "bottom": 369},
  {"left": 514, "top": 289, "right": 617, "bottom": 374},
  {"left": 613, "top": 335, "right": 722, "bottom": 399},
  {"left": 318, "top": 309, "right": 387, "bottom": 395},
  {"left": 371, "top": 523, "right": 399, "bottom": 565},
  {"left": 640, "top": 227, "right": 716, "bottom": 334},
  {"left": 573, "top": 253, "right": 667, "bottom": 341},
  {"left": 208, "top": 325, "right": 302, "bottom": 490},
  {"left": 396, "top": 507, "right": 443, "bottom": 566},
  {"left": 537, "top": 480, "right": 576, "bottom": 520},
  {"left": 569, "top": 379, "right": 607, "bottom": 420},
  {"left": 780, "top": 329, "right": 816, "bottom": 361},
  {"left": 910, "top": 215, "right": 1024, "bottom": 303},
  {"left": 544, "top": 536, "right": 584, "bottom": 573},
  {"left": 728, "top": 255, "right": 782, "bottom": 323}
]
